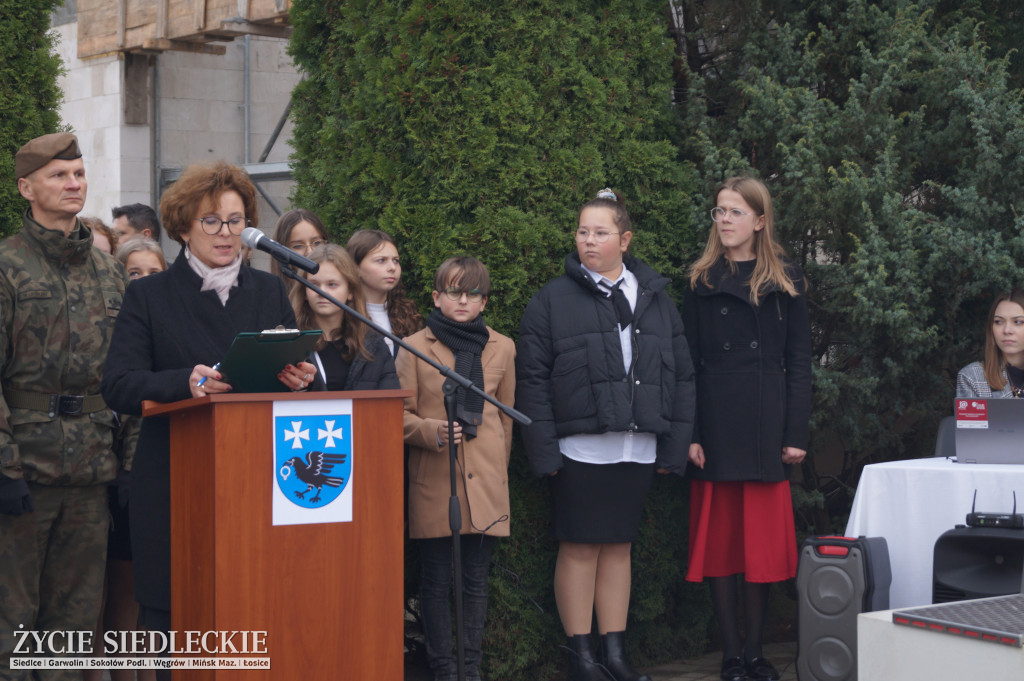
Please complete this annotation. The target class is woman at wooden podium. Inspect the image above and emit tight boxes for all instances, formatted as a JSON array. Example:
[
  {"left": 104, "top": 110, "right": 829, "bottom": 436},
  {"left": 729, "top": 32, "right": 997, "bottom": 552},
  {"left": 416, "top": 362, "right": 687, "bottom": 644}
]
[{"left": 101, "top": 162, "right": 316, "bottom": 653}]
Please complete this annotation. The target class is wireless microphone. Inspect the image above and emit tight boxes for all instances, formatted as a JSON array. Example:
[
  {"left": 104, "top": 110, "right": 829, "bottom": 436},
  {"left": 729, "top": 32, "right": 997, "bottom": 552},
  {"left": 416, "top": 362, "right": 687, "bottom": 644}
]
[{"left": 241, "top": 227, "right": 319, "bottom": 274}]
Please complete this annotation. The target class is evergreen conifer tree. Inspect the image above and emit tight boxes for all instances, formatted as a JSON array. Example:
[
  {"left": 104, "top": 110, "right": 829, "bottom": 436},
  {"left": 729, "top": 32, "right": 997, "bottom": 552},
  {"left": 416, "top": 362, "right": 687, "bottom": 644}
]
[
  {"left": 289, "top": 0, "right": 699, "bottom": 332},
  {"left": 0, "top": 0, "right": 65, "bottom": 234}
]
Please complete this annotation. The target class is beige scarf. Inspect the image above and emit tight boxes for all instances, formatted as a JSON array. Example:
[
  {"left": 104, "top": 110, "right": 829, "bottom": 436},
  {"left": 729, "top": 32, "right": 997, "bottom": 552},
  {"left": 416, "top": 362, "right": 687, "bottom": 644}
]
[{"left": 184, "top": 246, "right": 242, "bottom": 305}]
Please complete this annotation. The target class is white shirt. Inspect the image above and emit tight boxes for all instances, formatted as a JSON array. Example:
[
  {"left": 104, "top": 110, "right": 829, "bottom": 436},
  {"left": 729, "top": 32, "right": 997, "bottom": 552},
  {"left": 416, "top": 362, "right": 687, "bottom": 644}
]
[
  {"left": 558, "top": 263, "right": 657, "bottom": 465},
  {"left": 366, "top": 302, "right": 394, "bottom": 354}
]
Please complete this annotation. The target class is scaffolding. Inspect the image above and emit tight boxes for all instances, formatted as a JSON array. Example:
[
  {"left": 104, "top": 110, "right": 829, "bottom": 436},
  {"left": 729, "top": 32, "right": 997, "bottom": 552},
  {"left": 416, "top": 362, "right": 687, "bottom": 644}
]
[{"left": 76, "top": 0, "right": 291, "bottom": 58}]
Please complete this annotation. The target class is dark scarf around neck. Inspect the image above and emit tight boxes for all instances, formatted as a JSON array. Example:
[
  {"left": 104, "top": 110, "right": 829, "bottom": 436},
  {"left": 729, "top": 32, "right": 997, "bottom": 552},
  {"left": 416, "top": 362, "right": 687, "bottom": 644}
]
[{"left": 427, "top": 308, "right": 489, "bottom": 439}]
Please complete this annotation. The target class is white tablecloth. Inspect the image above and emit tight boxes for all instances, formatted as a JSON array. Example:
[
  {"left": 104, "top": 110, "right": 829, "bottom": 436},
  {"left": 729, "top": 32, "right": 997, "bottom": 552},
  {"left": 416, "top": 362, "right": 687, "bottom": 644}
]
[{"left": 844, "top": 457, "right": 1024, "bottom": 608}]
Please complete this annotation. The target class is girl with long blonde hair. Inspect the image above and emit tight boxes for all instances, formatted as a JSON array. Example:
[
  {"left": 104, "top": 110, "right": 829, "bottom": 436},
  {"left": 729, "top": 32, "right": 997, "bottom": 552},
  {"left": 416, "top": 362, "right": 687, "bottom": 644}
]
[{"left": 683, "top": 176, "right": 812, "bottom": 681}]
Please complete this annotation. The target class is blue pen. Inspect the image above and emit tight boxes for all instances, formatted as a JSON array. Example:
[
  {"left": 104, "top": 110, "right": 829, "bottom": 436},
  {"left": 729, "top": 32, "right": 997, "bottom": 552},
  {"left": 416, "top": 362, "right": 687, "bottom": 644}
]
[{"left": 197, "top": 362, "right": 221, "bottom": 388}]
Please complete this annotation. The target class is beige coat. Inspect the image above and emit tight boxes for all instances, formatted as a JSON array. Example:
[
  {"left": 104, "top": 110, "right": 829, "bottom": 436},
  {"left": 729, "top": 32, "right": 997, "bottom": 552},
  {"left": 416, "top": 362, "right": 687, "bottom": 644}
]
[{"left": 397, "top": 325, "right": 515, "bottom": 538}]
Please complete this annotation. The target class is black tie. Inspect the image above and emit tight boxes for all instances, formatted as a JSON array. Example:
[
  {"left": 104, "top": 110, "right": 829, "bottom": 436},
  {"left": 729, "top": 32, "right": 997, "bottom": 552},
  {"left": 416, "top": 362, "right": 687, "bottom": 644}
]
[{"left": 601, "top": 280, "right": 633, "bottom": 329}]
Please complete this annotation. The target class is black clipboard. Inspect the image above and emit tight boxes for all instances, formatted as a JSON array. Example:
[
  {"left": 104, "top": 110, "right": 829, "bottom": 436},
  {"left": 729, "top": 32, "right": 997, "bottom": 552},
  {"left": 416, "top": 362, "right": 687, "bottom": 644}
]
[{"left": 218, "top": 328, "right": 322, "bottom": 393}]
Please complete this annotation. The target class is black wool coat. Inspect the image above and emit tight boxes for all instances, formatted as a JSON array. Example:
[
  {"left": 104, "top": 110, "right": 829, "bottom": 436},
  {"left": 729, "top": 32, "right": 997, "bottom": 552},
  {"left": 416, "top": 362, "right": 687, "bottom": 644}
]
[
  {"left": 101, "top": 251, "right": 296, "bottom": 612},
  {"left": 681, "top": 258, "right": 812, "bottom": 482}
]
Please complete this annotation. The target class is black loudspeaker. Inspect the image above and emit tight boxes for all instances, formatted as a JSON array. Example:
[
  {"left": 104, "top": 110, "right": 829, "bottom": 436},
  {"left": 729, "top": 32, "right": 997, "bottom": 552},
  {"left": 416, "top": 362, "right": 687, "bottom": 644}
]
[
  {"left": 796, "top": 536, "right": 891, "bottom": 681},
  {"left": 933, "top": 526, "right": 1024, "bottom": 603}
]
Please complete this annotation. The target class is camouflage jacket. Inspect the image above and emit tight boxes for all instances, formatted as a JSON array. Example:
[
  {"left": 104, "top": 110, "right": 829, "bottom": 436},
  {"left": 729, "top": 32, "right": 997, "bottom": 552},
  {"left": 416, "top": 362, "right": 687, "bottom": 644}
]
[{"left": 0, "top": 210, "right": 129, "bottom": 485}]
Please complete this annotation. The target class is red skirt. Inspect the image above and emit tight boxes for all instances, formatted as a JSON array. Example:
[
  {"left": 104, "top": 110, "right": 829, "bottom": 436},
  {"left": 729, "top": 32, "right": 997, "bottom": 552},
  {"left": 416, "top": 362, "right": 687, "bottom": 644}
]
[{"left": 686, "top": 479, "right": 798, "bottom": 583}]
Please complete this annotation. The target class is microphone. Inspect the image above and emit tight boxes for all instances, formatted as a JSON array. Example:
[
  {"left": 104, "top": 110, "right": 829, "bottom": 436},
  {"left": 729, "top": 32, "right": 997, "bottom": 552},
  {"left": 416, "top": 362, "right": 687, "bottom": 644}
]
[{"left": 241, "top": 227, "right": 319, "bottom": 274}]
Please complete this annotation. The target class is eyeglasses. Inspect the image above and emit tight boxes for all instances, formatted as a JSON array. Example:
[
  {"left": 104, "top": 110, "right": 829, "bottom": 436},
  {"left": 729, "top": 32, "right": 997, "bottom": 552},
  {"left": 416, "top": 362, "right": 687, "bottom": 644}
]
[
  {"left": 288, "top": 238, "right": 327, "bottom": 254},
  {"left": 441, "top": 286, "right": 485, "bottom": 303},
  {"left": 710, "top": 207, "right": 759, "bottom": 222},
  {"left": 574, "top": 228, "right": 620, "bottom": 243},
  {"left": 197, "top": 216, "right": 250, "bottom": 235}
]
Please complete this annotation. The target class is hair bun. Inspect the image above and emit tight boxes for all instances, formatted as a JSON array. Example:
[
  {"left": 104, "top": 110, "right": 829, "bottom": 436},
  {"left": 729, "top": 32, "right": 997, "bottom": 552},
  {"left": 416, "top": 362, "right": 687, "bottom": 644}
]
[{"left": 596, "top": 188, "right": 617, "bottom": 201}]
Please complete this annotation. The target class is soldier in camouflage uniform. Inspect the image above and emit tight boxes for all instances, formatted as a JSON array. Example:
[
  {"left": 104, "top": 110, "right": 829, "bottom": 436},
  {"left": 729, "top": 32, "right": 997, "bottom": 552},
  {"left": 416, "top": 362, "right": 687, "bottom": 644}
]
[{"left": 0, "top": 133, "right": 129, "bottom": 679}]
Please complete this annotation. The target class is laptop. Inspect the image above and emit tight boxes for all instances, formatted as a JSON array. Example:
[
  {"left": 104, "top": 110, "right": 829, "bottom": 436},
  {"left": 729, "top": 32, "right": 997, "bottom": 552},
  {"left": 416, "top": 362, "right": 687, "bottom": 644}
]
[
  {"left": 954, "top": 398, "right": 1024, "bottom": 464},
  {"left": 892, "top": 569, "right": 1024, "bottom": 648}
]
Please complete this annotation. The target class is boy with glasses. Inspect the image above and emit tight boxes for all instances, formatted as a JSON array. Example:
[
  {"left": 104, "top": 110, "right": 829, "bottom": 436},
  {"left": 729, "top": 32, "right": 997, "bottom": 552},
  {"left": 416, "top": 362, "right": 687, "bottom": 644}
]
[{"left": 396, "top": 256, "right": 515, "bottom": 681}]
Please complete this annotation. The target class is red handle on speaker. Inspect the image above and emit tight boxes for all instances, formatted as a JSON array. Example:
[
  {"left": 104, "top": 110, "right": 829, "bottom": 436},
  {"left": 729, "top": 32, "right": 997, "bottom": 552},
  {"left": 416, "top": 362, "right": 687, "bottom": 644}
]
[{"left": 810, "top": 535, "right": 858, "bottom": 557}]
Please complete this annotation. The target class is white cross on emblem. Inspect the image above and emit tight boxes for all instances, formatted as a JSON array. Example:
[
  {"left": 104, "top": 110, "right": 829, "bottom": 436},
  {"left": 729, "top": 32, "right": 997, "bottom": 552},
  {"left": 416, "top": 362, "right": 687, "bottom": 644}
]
[
  {"left": 283, "top": 420, "right": 310, "bottom": 449},
  {"left": 318, "top": 419, "right": 344, "bottom": 448}
]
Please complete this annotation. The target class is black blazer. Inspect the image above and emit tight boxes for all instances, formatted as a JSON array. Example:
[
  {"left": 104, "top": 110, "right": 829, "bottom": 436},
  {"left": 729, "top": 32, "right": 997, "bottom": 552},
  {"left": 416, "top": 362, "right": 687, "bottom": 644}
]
[{"left": 101, "top": 252, "right": 296, "bottom": 612}]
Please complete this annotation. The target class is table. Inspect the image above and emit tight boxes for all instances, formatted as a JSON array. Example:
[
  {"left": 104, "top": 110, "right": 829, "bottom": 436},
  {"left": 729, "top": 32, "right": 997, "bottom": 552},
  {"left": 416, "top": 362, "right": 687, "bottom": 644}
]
[{"left": 844, "top": 457, "right": 1024, "bottom": 608}]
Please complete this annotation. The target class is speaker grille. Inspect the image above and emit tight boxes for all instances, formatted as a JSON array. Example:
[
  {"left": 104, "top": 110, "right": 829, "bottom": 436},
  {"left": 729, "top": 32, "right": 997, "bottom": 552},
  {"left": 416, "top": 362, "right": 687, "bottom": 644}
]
[
  {"left": 803, "top": 636, "right": 855, "bottom": 681},
  {"left": 797, "top": 536, "right": 891, "bottom": 681},
  {"left": 933, "top": 527, "right": 1024, "bottom": 604}
]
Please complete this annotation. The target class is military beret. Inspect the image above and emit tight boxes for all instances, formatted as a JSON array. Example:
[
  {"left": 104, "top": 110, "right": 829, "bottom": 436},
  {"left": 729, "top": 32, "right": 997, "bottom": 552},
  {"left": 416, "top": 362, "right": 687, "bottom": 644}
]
[{"left": 15, "top": 132, "right": 82, "bottom": 179}]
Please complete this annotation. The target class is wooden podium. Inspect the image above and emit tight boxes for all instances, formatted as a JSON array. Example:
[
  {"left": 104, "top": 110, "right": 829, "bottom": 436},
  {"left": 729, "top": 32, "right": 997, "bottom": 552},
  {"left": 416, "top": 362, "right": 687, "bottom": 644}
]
[{"left": 143, "top": 390, "right": 409, "bottom": 679}]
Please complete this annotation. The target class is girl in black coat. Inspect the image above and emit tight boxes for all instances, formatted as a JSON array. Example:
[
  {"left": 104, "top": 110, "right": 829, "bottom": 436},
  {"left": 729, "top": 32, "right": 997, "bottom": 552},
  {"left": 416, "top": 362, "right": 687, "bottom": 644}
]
[
  {"left": 682, "top": 177, "right": 811, "bottom": 681},
  {"left": 518, "top": 190, "right": 695, "bottom": 681},
  {"left": 289, "top": 244, "right": 400, "bottom": 392}
]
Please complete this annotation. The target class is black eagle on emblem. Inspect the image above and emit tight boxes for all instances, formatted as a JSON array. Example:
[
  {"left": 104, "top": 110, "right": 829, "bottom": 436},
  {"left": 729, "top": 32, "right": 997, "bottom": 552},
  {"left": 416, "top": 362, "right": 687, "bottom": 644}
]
[{"left": 281, "top": 450, "right": 347, "bottom": 503}]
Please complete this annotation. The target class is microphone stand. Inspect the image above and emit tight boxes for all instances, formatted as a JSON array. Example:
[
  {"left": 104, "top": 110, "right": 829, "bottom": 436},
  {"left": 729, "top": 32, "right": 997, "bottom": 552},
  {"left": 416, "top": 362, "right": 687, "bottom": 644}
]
[{"left": 281, "top": 262, "right": 530, "bottom": 681}]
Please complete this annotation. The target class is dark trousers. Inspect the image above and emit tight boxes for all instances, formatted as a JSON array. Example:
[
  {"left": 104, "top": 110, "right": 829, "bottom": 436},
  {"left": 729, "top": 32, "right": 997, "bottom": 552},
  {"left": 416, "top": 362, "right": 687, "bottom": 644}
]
[
  {"left": 0, "top": 484, "right": 108, "bottom": 681},
  {"left": 417, "top": 535, "right": 496, "bottom": 681}
]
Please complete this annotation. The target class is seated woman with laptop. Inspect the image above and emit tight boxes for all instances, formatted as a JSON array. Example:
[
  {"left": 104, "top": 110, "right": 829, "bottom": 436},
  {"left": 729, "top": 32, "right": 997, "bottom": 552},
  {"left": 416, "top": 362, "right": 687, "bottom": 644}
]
[{"left": 957, "top": 288, "right": 1024, "bottom": 399}]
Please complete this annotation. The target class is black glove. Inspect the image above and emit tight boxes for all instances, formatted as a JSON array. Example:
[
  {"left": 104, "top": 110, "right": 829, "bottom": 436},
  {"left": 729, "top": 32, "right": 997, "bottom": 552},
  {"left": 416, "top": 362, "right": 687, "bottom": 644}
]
[
  {"left": 0, "top": 475, "right": 34, "bottom": 516},
  {"left": 116, "top": 469, "right": 131, "bottom": 509}
]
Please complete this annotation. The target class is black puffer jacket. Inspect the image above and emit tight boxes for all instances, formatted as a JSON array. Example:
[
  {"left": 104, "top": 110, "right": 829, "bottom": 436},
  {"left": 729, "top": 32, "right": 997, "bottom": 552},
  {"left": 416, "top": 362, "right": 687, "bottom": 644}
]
[{"left": 516, "top": 252, "right": 695, "bottom": 477}]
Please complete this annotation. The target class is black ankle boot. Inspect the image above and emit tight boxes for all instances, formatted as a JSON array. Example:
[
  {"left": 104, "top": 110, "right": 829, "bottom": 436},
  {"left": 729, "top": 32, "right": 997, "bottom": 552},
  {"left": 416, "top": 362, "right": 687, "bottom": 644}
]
[
  {"left": 566, "top": 634, "right": 612, "bottom": 681},
  {"left": 599, "top": 631, "right": 652, "bottom": 681}
]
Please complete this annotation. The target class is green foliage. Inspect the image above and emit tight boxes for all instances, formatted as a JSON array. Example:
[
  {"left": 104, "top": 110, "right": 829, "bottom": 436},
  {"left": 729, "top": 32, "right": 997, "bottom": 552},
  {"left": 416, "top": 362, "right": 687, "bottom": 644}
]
[
  {"left": 677, "top": 0, "right": 1024, "bottom": 532},
  {"left": 289, "top": 1, "right": 701, "bottom": 677},
  {"left": 289, "top": 0, "right": 699, "bottom": 331},
  {"left": 0, "top": 0, "right": 66, "bottom": 236},
  {"left": 932, "top": 1, "right": 1024, "bottom": 90}
]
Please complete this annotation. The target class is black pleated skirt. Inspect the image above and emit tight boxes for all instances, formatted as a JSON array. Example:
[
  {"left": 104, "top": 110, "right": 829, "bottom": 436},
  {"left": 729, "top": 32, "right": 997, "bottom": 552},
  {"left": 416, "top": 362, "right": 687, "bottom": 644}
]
[{"left": 549, "top": 456, "right": 655, "bottom": 543}]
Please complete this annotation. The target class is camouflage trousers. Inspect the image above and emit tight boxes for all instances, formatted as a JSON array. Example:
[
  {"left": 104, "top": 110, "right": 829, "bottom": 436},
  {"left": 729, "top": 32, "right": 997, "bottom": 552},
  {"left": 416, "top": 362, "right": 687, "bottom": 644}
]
[{"left": 0, "top": 484, "right": 108, "bottom": 681}]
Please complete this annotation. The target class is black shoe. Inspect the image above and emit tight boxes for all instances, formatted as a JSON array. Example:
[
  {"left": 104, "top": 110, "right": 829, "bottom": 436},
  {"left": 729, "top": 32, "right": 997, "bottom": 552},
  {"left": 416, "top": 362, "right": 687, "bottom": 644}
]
[
  {"left": 598, "top": 631, "right": 652, "bottom": 681},
  {"left": 721, "top": 656, "right": 746, "bottom": 681},
  {"left": 566, "top": 634, "right": 612, "bottom": 681},
  {"left": 745, "top": 657, "right": 780, "bottom": 681}
]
